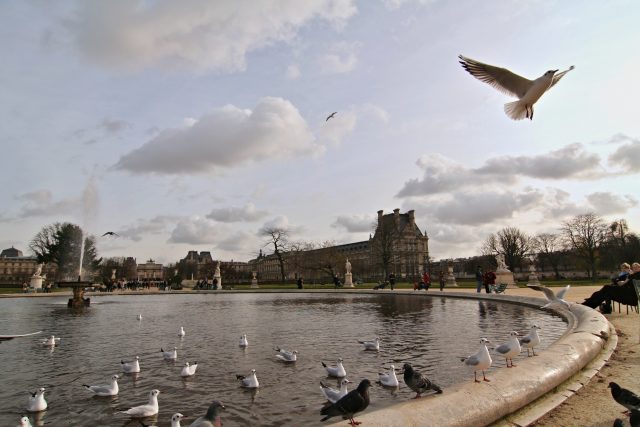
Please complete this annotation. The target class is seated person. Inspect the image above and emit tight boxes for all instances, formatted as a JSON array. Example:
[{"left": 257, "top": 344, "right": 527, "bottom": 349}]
[{"left": 582, "top": 262, "right": 639, "bottom": 311}]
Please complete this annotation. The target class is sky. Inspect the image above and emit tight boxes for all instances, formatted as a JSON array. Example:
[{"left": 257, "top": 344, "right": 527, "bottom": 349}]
[{"left": 1, "top": 0, "right": 639, "bottom": 265}]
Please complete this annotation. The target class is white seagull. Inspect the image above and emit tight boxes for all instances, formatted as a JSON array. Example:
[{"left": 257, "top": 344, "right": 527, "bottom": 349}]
[
  {"left": 528, "top": 284, "right": 571, "bottom": 309},
  {"left": 169, "top": 413, "right": 185, "bottom": 427},
  {"left": 83, "top": 374, "right": 119, "bottom": 396},
  {"left": 118, "top": 389, "right": 160, "bottom": 417},
  {"left": 494, "top": 331, "right": 522, "bottom": 368},
  {"left": 322, "top": 358, "right": 347, "bottom": 378},
  {"left": 236, "top": 369, "right": 259, "bottom": 388},
  {"left": 178, "top": 326, "right": 185, "bottom": 338},
  {"left": 41, "top": 336, "right": 60, "bottom": 346},
  {"left": 161, "top": 347, "right": 178, "bottom": 360},
  {"left": 17, "top": 416, "right": 33, "bottom": 427},
  {"left": 358, "top": 337, "right": 380, "bottom": 351},
  {"left": 458, "top": 54, "right": 574, "bottom": 120},
  {"left": 519, "top": 324, "right": 542, "bottom": 357},
  {"left": 121, "top": 356, "right": 141, "bottom": 373},
  {"left": 136, "top": 314, "right": 142, "bottom": 321},
  {"left": 274, "top": 347, "right": 298, "bottom": 363},
  {"left": 461, "top": 338, "right": 493, "bottom": 382},
  {"left": 378, "top": 364, "right": 399, "bottom": 387},
  {"left": 320, "top": 378, "right": 351, "bottom": 403},
  {"left": 181, "top": 361, "right": 198, "bottom": 377},
  {"left": 239, "top": 334, "right": 248, "bottom": 347},
  {"left": 26, "top": 387, "right": 47, "bottom": 412}
]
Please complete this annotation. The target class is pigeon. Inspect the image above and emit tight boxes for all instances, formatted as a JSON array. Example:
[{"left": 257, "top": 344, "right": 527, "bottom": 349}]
[
  {"left": 461, "top": 338, "right": 493, "bottom": 382},
  {"left": 121, "top": 356, "right": 141, "bottom": 373},
  {"left": 83, "top": 374, "right": 119, "bottom": 396},
  {"left": 402, "top": 363, "right": 442, "bottom": 398},
  {"left": 378, "top": 364, "right": 399, "bottom": 388},
  {"left": 322, "top": 358, "right": 347, "bottom": 378},
  {"left": 239, "top": 334, "right": 248, "bottom": 347},
  {"left": 41, "top": 335, "right": 60, "bottom": 346},
  {"left": 136, "top": 314, "right": 143, "bottom": 321},
  {"left": 119, "top": 389, "right": 160, "bottom": 417},
  {"left": 519, "top": 324, "right": 542, "bottom": 357},
  {"left": 236, "top": 369, "right": 259, "bottom": 388},
  {"left": 320, "top": 378, "right": 351, "bottom": 403},
  {"left": 320, "top": 379, "right": 371, "bottom": 425},
  {"left": 458, "top": 54, "right": 574, "bottom": 120},
  {"left": 181, "top": 361, "right": 198, "bottom": 377},
  {"left": 610, "top": 382, "right": 640, "bottom": 413},
  {"left": 358, "top": 337, "right": 380, "bottom": 351},
  {"left": 178, "top": 326, "right": 186, "bottom": 338},
  {"left": 613, "top": 419, "right": 624, "bottom": 427},
  {"left": 275, "top": 347, "right": 298, "bottom": 362},
  {"left": 527, "top": 284, "right": 571, "bottom": 309},
  {"left": 17, "top": 416, "right": 33, "bottom": 427},
  {"left": 26, "top": 388, "right": 47, "bottom": 412},
  {"left": 494, "top": 331, "right": 521, "bottom": 368},
  {"left": 326, "top": 112, "right": 337, "bottom": 121},
  {"left": 161, "top": 347, "right": 178, "bottom": 360},
  {"left": 102, "top": 231, "right": 119, "bottom": 237},
  {"left": 189, "top": 400, "right": 225, "bottom": 427}
]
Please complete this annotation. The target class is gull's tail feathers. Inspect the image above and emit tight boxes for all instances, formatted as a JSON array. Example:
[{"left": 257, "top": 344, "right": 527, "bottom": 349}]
[{"left": 504, "top": 100, "right": 528, "bottom": 120}]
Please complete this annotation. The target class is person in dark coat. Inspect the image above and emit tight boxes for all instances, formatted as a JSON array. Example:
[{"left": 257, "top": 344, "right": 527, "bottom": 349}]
[
  {"left": 582, "top": 262, "right": 639, "bottom": 311},
  {"left": 297, "top": 277, "right": 303, "bottom": 289},
  {"left": 388, "top": 272, "right": 396, "bottom": 290}
]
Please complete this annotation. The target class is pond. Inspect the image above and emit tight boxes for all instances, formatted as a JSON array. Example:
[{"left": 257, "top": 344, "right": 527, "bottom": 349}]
[{"left": 0, "top": 292, "right": 567, "bottom": 426}]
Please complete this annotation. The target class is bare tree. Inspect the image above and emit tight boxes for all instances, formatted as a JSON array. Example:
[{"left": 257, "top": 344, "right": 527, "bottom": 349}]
[
  {"left": 482, "top": 227, "right": 532, "bottom": 272},
  {"left": 371, "top": 220, "right": 398, "bottom": 279},
  {"left": 532, "top": 233, "right": 565, "bottom": 279},
  {"left": 261, "top": 226, "right": 289, "bottom": 283},
  {"left": 562, "top": 213, "right": 608, "bottom": 280}
]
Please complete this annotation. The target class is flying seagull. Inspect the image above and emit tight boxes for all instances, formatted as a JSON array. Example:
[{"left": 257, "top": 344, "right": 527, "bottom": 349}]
[
  {"left": 326, "top": 112, "right": 337, "bottom": 121},
  {"left": 102, "top": 231, "right": 119, "bottom": 237},
  {"left": 527, "top": 284, "right": 571, "bottom": 309},
  {"left": 402, "top": 363, "right": 442, "bottom": 398},
  {"left": 458, "top": 54, "right": 574, "bottom": 120},
  {"left": 320, "top": 379, "right": 371, "bottom": 426}
]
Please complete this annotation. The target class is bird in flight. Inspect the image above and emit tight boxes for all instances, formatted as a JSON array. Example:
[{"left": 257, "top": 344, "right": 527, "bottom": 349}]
[
  {"left": 102, "top": 231, "right": 119, "bottom": 237},
  {"left": 458, "top": 55, "right": 574, "bottom": 120},
  {"left": 326, "top": 112, "right": 337, "bottom": 121}
]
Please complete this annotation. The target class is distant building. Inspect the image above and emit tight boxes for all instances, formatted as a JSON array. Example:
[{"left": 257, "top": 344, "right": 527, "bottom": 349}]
[
  {"left": 137, "top": 259, "right": 164, "bottom": 280},
  {"left": 0, "top": 247, "right": 53, "bottom": 286},
  {"left": 178, "top": 250, "right": 216, "bottom": 280}
]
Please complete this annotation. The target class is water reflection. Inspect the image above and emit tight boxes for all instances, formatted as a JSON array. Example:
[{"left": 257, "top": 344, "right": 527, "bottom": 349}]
[{"left": 0, "top": 294, "right": 566, "bottom": 426}]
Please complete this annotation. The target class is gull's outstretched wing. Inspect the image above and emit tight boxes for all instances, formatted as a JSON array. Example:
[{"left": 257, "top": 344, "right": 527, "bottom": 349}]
[
  {"left": 527, "top": 285, "right": 556, "bottom": 301},
  {"left": 548, "top": 66, "right": 575, "bottom": 90},
  {"left": 556, "top": 285, "right": 571, "bottom": 300},
  {"left": 459, "top": 55, "right": 532, "bottom": 99}
]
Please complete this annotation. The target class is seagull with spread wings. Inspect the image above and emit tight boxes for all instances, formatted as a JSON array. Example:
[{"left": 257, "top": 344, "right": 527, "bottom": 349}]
[
  {"left": 102, "top": 231, "right": 119, "bottom": 237},
  {"left": 326, "top": 112, "right": 337, "bottom": 121}
]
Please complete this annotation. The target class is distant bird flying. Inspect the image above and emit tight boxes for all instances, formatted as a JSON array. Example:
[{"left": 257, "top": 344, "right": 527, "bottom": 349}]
[
  {"left": 458, "top": 54, "right": 574, "bottom": 120},
  {"left": 102, "top": 231, "right": 119, "bottom": 237},
  {"left": 326, "top": 112, "right": 337, "bottom": 121}
]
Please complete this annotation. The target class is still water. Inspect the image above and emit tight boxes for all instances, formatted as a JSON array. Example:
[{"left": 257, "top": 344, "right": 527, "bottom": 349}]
[{"left": 0, "top": 293, "right": 566, "bottom": 426}]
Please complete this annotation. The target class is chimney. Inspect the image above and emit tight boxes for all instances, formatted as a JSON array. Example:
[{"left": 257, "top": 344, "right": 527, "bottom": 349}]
[
  {"left": 408, "top": 210, "right": 415, "bottom": 226},
  {"left": 377, "top": 210, "right": 383, "bottom": 226},
  {"left": 393, "top": 208, "right": 400, "bottom": 228}
]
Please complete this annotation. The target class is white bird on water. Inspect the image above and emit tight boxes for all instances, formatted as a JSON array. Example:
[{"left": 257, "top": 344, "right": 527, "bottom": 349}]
[
  {"left": 137, "top": 314, "right": 142, "bottom": 321},
  {"left": 320, "top": 378, "right": 350, "bottom": 403},
  {"left": 274, "top": 347, "right": 298, "bottom": 362},
  {"left": 458, "top": 55, "right": 574, "bottom": 120},
  {"left": 83, "top": 374, "right": 119, "bottom": 396},
  {"left": 236, "top": 369, "right": 259, "bottom": 388},
  {"left": 461, "top": 338, "right": 493, "bottom": 382},
  {"left": 528, "top": 284, "right": 571, "bottom": 309},
  {"left": 181, "top": 361, "right": 198, "bottom": 377},
  {"left": 17, "top": 415, "right": 33, "bottom": 427},
  {"left": 121, "top": 356, "right": 141, "bottom": 373},
  {"left": 378, "top": 364, "right": 399, "bottom": 387},
  {"left": 322, "top": 358, "right": 347, "bottom": 378},
  {"left": 519, "top": 324, "right": 542, "bottom": 357},
  {"left": 494, "top": 331, "right": 522, "bottom": 368},
  {"left": 118, "top": 389, "right": 160, "bottom": 417},
  {"left": 189, "top": 400, "right": 225, "bottom": 427},
  {"left": 41, "top": 336, "right": 60, "bottom": 346},
  {"left": 26, "top": 387, "right": 47, "bottom": 412},
  {"left": 239, "top": 334, "right": 248, "bottom": 347},
  {"left": 161, "top": 347, "right": 178, "bottom": 360},
  {"left": 178, "top": 326, "right": 185, "bottom": 338},
  {"left": 358, "top": 337, "right": 380, "bottom": 351}
]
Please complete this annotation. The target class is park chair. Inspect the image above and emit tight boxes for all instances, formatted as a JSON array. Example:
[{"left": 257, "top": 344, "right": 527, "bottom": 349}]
[{"left": 491, "top": 283, "right": 508, "bottom": 294}]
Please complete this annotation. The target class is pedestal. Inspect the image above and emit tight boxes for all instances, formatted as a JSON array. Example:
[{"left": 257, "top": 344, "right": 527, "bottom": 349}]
[
  {"left": 250, "top": 278, "right": 259, "bottom": 288},
  {"left": 445, "top": 266, "right": 458, "bottom": 287},
  {"left": 214, "top": 274, "right": 222, "bottom": 289},
  {"left": 344, "top": 272, "right": 354, "bottom": 288},
  {"left": 30, "top": 276, "right": 43, "bottom": 290},
  {"left": 496, "top": 270, "right": 517, "bottom": 288},
  {"left": 527, "top": 266, "right": 540, "bottom": 286},
  {"left": 58, "top": 281, "right": 91, "bottom": 308}
]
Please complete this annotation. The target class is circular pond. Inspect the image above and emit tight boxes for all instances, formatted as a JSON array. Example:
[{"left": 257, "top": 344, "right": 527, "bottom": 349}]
[{"left": 0, "top": 293, "right": 567, "bottom": 426}]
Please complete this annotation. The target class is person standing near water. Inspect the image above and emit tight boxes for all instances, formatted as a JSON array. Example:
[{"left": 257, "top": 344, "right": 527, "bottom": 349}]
[
  {"left": 439, "top": 271, "right": 445, "bottom": 291},
  {"left": 388, "top": 272, "right": 396, "bottom": 290},
  {"left": 475, "top": 266, "right": 484, "bottom": 293}
]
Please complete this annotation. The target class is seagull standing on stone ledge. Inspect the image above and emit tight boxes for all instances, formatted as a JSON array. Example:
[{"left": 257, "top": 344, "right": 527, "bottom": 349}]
[{"left": 458, "top": 55, "right": 574, "bottom": 120}]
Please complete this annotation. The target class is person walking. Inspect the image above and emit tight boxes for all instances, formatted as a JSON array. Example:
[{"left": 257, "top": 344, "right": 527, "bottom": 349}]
[
  {"left": 439, "top": 271, "right": 445, "bottom": 291},
  {"left": 475, "top": 266, "right": 484, "bottom": 293},
  {"left": 422, "top": 271, "right": 431, "bottom": 291},
  {"left": 297, "top": 277, "right": 303, "bottom": 289},
  {"left": 388, "top": 272, "right": 396, "bottom": 290},
  {"left": 483, "top": 269, "right": 496, "bottom": 293}
]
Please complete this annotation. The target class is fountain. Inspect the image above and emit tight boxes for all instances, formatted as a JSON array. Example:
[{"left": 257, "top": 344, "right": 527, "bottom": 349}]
[{"left": 57, "top": 230, "right": 91, "bottom": 308}]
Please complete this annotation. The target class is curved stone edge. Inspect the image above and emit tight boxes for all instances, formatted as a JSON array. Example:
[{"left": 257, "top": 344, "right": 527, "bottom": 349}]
[{"left": 326, "top": 291, "right": 612, "bottom": 427}]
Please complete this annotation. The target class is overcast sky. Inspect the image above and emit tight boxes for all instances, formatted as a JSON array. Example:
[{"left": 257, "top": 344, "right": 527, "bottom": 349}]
[{"left": 1, "top": 0, "right": 639, "bottom": 265}]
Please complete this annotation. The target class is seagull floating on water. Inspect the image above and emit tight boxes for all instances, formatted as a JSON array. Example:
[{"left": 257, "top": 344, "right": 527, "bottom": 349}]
[
  {"left": 320, "top": 379, "right": 371, "bottom": 426},
  {"left": 495, "top": 331, "right": 521, "bottom": 368},
  {"left": 322, "top": 358, "right": 347, "bottom": 378},
  {"left": 17, "top": 416, "right": 33, "bottom": 427},
  {"left": 161, "top": 347, "right": 178, "bottom": 360},
  {"left": 358, "top": 337, "right": 380, "bottom": 351},
  {"left": 178, "top": 326, "right": 186, "bottom": 338},
  {"left": 83, "top": 374, "right": 119, "bottom": 396},
  {"left": 26, "top": 387, "right": 47, "bottom": 412},
  {"left": 378, "top": 364, "right": 399, "bottom": 388},
  {"left": 136, "top": 314, "right": 142, "bottom": 321},
  {"left": 458, "top": 54, "right": 574, "bottom": 120},
  {"left": 461, "top": 338, "right": 492, "bottom": 382},
  {"left": 527, "top": 284, "right": 571, "bottom": 309},
  {"left": 236, "top": 369, "right": 259, "bottom": 388},
  {"left": 326, "top": 112, "right": 337, "bottom": 121},
  {"left": 189, "top": 400, "right": 225, "bottom": 427},
  {"left": 275, "top": 347, "right": 298, "bottom": 362},
  {"left": 181, "top": 361, "right": 198, "bottom": 377},
  {"left": 41, "top": 335, "right": 60, "bottom": 346},
  {"left": 121, "top": 356, "right": 141, "bottom": 373},
  {"left": 320, "top": 378, "right": 351, "bottom": 403},
  {"left": 402, "top": 363, "right": 442, "bottom": 398},
  {"left": 610, "top": 382, "right": 640, "bottom": 413},
  {"left": 519, "top": 324, "right": 542, "bottom": 357},
  {"left": 239, "top": 334, "right": 248, "bottom": 347},
  {"left": 119, "top": 389, "right": 160, "bottom": 417}
]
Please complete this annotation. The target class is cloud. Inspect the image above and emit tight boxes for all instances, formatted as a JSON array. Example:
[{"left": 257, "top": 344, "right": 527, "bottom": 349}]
[
  {"left": 542, "top": 189, "right": 637, "bottom": 220},
  {"left": 69, "top": 0, "right": 358, "bottom": 72},
  {"left": 332, "top": 214, "right": 375, "bottom": 232},
  {"left": 608, "top": 135, "right": 640, "bottom": 172},
  {"left": 286, "top": 64, "right": 301, "bottom": 79},
  {"left": 14, "top": 190, "right": 80, "bottom": 217},
  {"left": 259, "top": 216, "right": 292, "bottom": 234},
  {"left": 321, "top": 111, "right": 357, "bottom": 145},
  {"left": 117, "top": 215, "right": 177, "bottom": 242},
  {"left": 99, "top": 118, "right": 131, "bottom": 135},
  {"left": 215, "top": 230, "right": 257, "bottom": 253},
  {"left": 318, "top": 41, "right": 359, "bottom": 74},
  {"left": 586, "top": 192, "right": 638, "bottom": 215},
  {"left": 115, "top": 97, "right": 322, "bottom": 174},
  {"left": 206, "top": 203, "right": 268, "bottom": 223},
  {"left": 168, "top": 217, "right": 221, "bottom": 244}
]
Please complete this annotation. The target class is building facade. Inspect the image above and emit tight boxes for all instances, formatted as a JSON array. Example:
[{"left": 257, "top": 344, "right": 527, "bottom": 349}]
[
  {"left": 0, "top": 247, "right": 55, "bottom": 286},
  {"left": 136, "top": 259, "right": 164, "bottom": 280}
]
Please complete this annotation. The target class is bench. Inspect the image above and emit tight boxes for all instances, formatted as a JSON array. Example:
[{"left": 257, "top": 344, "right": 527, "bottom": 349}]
[{"left": 491, "top": 283, "right": 508, "bottom": 294}]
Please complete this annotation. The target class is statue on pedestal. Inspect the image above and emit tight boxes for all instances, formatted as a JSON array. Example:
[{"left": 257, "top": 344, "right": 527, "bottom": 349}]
[
  {"left": 251, "top": 271, "right": 259, "bottom": 288},
  {"left": 344, "top": 258, "right": 354, "bottom": 287},
  {"left": 30, "top": 263, "right": 44, "bottom": 290},
  {"left": 496, "top": 254, "right": 509, "bottom": 272}
]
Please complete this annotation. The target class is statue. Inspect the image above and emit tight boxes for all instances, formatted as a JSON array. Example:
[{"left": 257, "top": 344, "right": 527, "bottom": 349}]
[
  {"left": 343, "top": 258, "right": 354, "bottom": 287},
  {"left": 252, "top": 271, "right": 257, "bottom": 280},
  {"left": 215, "top": 261, "right": 221, "bottom": 277},
  {"left": 345, "top": 258, "right": 352, "bottom": 274},
  {"left": 33, "top": 263, "right": 43, "bottom": 277},
  {"left": 496, "top": 254, "right": 508, "bottom": 272},
  {"left": 30, "top": 263, "right": 44, "bottom": 290}
]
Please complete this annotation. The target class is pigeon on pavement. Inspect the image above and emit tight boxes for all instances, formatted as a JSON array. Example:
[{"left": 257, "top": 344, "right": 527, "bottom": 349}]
[
  {"left": 320, "top": 379, "right": 371, "bottom": 426},
  {"left": 402, "top": 363, "right": 442, "bottom": 398},
  {"left": 610, "top": 382, "right": 640, "bottom": 413}
]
